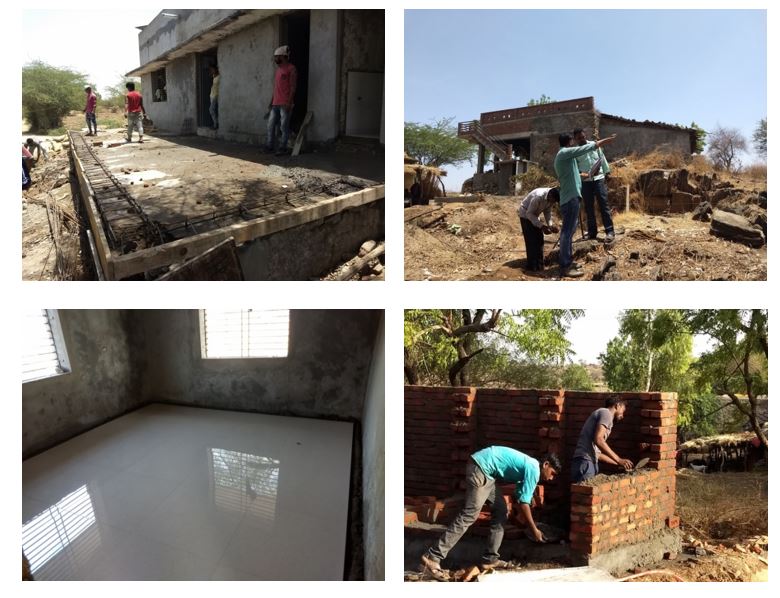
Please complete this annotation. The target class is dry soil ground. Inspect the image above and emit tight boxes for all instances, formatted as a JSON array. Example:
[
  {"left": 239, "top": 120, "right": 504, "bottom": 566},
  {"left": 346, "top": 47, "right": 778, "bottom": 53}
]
[{"left": 405, "top": 196, "right": 766, "bottom": 281}]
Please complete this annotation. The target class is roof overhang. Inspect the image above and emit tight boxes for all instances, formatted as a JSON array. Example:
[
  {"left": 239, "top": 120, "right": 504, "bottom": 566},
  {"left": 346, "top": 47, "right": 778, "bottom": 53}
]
[{"left": 126, "top": 9, "right": 289, "bottom": 77}]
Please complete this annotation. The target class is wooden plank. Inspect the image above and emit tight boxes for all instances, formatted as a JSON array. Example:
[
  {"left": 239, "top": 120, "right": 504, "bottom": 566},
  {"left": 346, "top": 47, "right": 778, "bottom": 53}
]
[
  {"left": 292, "top": 111, "right": 313, "bottom": 157},
  {"left": 110, "top": 184, "right": 384, "bottom": 280},
  {"left": 69, "top": 131, "right": 115, "bottom": 279},
  {"left": 156, "top": 238, "right": 244, "bottom": 281}
]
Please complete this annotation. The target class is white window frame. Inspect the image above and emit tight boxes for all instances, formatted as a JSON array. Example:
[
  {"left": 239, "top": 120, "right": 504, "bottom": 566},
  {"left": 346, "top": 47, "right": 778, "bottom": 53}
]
[
  {"left": 199, "top": 309, "right": 290, "bottom": 359},
  {"left": 23, "top": 309, "right": 71, "bottom": 384}
]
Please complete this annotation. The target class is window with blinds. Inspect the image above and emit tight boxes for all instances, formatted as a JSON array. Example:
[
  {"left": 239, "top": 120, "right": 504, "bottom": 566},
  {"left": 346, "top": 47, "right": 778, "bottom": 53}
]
[
  {"left": 23, "top": 310, "right": 71, "bottom": 383},
  {"left": 200, "top": 309, "right": 290, "bottom": 358}
]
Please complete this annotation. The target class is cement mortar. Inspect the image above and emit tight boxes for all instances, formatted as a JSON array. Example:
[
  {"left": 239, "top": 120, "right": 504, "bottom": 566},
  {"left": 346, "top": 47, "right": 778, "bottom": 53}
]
[{"left": 579, "top": 528, "right": 682, "bottom": 574}]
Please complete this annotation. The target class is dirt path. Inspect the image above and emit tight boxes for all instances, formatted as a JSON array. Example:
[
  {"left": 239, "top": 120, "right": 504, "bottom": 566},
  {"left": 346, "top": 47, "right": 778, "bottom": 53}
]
[{"left": 405, "top": 196, "right": 766, "bottom": 281}]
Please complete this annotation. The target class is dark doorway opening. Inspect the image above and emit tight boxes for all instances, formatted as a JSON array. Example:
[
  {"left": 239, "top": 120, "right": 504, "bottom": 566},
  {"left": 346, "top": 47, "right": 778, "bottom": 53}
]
[
  {"left": 280, "top": 10, "right": 310, "bottom": 133},
  {"left": 508, "top": 137, "right": 531, "bottom": 161},
  {"left": 196, "top": 50, "right": 218, "bottom": 127}
]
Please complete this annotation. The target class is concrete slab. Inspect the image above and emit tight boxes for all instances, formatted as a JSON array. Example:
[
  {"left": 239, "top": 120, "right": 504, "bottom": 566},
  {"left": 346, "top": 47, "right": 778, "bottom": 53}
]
[{"left": 477, "top": 566, "right": 615, "bottom": 582}]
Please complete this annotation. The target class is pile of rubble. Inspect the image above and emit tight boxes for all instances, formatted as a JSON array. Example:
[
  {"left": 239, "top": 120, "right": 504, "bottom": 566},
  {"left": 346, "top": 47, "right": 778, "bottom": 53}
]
[
  {"left": 324, "top": 239, "right": 384, "bottom": 281},
  {"left": 611, "top": 167, "right": 767, "bottom": 248}
]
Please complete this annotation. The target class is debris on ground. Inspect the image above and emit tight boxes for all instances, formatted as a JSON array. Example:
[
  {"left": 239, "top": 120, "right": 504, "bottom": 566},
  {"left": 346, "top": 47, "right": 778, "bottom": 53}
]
[
  {"left": 323, "top": 239, "right": 385, "bottom": 281},
  {"left": 22, "top": 141, "right": 88, "bottom": 280},
  {"left": 406, "top": 152, "right": 766, "bottom": 281}
]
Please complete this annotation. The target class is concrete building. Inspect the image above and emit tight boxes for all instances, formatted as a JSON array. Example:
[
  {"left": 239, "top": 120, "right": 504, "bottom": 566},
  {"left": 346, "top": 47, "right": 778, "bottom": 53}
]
[
  {"left": 127, "top": 9, "right": 385, "bottom": 145},
  {"left": 458, "top": 97, "right": 695, "bottom": 194},
  {"left": 22, "top": 309, "right": 384, "bottom": 580}
]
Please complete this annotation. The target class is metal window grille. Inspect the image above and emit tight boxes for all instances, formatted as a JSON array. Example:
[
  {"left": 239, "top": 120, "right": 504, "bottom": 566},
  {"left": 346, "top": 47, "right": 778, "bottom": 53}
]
[{"left": 200, "top": 309, "right": 290, "bottom": 358}]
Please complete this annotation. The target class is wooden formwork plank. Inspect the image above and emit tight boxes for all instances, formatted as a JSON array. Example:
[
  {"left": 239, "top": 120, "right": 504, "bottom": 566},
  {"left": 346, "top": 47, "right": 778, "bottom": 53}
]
[
  {"left": 69, "top": 131, "right": 115, "bottom": 279},
  {"left": 110, "top": 184, "right": 384, "bottom": 280}
]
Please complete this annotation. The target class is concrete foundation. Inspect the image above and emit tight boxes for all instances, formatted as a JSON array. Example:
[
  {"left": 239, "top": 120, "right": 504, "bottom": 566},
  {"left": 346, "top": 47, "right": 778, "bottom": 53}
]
[
  {"left": 581, "top": 528, "right": 682, "bottom": 574},
  {"left": 238, "top": 199, "right": 384, "bottom": 279}
]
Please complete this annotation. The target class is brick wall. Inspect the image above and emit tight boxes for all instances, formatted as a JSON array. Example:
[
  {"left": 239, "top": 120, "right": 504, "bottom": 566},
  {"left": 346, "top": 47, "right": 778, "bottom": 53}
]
[{"left": 404, "top": 386, "right": 679, "bottom": 556}]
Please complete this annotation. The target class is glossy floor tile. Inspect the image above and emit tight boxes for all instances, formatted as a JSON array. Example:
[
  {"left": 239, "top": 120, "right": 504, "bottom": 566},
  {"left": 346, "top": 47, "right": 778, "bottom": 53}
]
[{"left": 22, "top": 404, "right": 354, "bottom": 580}]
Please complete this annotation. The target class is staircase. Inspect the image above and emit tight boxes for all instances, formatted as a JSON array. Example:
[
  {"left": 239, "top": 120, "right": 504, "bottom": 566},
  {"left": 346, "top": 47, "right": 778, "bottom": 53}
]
[{"left": 457, "top": 120, "right": 513, "bottom": 161}]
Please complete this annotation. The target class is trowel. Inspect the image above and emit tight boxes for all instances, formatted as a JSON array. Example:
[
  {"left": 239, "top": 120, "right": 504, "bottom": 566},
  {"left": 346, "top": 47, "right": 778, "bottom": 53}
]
[{"left": 631, "top": 457, "right": 650, "bottom": 471}]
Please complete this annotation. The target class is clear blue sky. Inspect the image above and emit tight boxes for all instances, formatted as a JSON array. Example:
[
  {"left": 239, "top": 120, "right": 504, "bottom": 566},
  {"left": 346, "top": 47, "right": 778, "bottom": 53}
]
[{"left": 405, "top": 9, "right": 767, "bottom": 191}]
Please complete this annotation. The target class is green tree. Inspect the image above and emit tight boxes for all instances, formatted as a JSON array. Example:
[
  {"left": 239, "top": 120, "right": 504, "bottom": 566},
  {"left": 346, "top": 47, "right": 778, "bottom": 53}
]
[
  {"left": 600, "top": 310, "right": 692, "bottom": 393},
  {"left": 527, "top": 94, "right": 555, "bottom": 106},
  {"left": 684, "top": 309, "right": 768, "bottom": 448},
  {"left": 752, "top": 118, "right": 767, "bottom": 159},
  {"left": 404, "top": 309, "right": 582, "bottom": 386},
  {"left": 22, "top": 61, "right": 90, "bottom": 131},
  {"left": 690, "top": 121, "right": 707, "bottom": 154},
  {"left": 101, "top": 75, "right": 135, "bottom": 110},
  {"left": 560, "top": 363, "right": 595, "bottom": 391},
  {"left": 404, "top": 117, "right": 476, "bottom": 168}
]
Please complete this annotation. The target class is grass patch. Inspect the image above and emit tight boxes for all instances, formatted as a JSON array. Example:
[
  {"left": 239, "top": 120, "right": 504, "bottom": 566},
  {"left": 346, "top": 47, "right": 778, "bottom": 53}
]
[
  {"left": 676, "top": 470, "right": 767, "bottom": 540},
  {"left": 101, "top": 118, "right": 125, "bottom": 129}
]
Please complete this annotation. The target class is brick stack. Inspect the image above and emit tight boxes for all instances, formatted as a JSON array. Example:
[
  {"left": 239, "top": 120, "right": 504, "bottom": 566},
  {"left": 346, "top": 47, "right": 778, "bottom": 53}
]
[
  {"left": 569, "top": 469, "right": 677, "bottom": 556},
  {"left": 475, "top": 389, "right": 541, "bottom": 454},
  {"left": 404, "top": 386, "right": 477, "bottom": 496},
  {"left": 569, "top": 391, "right": 679, "bottom": 557}
]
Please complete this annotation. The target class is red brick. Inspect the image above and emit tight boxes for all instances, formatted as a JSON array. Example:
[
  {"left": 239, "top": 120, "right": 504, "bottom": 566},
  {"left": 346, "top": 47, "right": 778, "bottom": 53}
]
[
  {"left": 404, "top": 511, "right": 419, "bottom": 525},
  {"left": 548, "top": 427, "right": 562, "bottom": 438}
]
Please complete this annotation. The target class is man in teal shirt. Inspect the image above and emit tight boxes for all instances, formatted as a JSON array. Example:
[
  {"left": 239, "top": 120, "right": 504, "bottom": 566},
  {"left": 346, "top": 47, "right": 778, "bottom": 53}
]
[
  {"left": 421, "top": 446, "right": 560, "bottom": 577},
  {"left": 574, "top": 128, "right": 615, "bottom": 243},
  {"left": 553, "top": 132, "right": 617, "bottom": 277}
]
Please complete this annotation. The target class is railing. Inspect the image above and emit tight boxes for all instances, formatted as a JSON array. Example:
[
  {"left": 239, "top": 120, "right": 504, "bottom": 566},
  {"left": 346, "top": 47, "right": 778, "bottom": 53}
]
[{"left": 457, "top": 120, "right": 512, "bottom": 161}]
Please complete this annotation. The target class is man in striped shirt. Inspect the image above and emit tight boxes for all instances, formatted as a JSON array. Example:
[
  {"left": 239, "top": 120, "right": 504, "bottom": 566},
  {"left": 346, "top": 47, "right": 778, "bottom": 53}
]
[
  {"left": 574, "top": 128, "right": 615, "bottom": 243},
  {"left": 518, "top": 187, "right": 560, "bottom": 272}
]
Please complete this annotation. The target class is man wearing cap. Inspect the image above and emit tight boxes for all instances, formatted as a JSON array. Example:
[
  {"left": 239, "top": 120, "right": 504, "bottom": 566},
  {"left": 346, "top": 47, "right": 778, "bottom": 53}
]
[
  {"left": 553, "top": 132, "right": 617, "bottom": 278},
  {"left": 84, "top": 86, "right": 97, "bottom": 136},
  {"left": 266, "top": 45, "right": 297, "bottom": 155},
  {"left": 574, "top": 128, "right": 615, "bottom": 243}
]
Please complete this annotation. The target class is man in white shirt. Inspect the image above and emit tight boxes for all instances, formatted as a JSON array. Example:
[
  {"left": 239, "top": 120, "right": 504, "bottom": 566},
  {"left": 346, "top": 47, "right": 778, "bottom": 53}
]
[{"left": 518, "top": 187, "right": 560, "bottom": 272}]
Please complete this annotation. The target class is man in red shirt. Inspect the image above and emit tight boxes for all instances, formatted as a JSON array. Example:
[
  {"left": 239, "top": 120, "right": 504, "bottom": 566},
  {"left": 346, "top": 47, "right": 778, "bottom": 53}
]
[
  {"left": 124, "top": 82, "right": 147, "bottom": 143},
  {"left": 84, "top": 86, "right": 98, "bottom": 136},
  {"left": 265, "top": 45, "right": 297, "bottom": 155}
]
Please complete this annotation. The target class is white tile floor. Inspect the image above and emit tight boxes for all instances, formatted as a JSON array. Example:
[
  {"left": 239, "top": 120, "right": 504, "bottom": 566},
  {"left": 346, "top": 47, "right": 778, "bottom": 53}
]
[{"left": 22, "top": 404, "right": 354, "bottom": 580}]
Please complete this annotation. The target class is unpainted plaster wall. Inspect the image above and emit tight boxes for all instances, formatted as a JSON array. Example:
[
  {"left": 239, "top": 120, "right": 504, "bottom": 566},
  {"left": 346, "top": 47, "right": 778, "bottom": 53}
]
[
  {"left": 22, "top": 311, "right": 143, "bottom": 458},
  {"left": 141, "top": 309, "right": 380, "bottom": 420},
  {"left": 362, "top": 315, "right": 385, "bottom": 580}
]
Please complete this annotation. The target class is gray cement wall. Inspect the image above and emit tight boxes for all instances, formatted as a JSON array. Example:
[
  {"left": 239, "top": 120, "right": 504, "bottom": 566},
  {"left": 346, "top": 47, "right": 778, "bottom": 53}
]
[
  {"left": 308, "top": 10, "right": 340, "bottom": 142},
  {"left": 362, "top": 315, "right": 385, "bottom": 580},
  {"left": 217, "top": 17, "right": 279, "bottom": 145},
  {"left": 140, "top": 310, "right": 381, "bottom": 420},
  {"left": 237, "top": 199, "right": 384, "bottom": 280},
  {"left": 144, "top": 55, "right": 197, "bottom": 134},
  {"left": 22, "top": 311, "right": 143, "bottom": 458},
  {"left": 139, "top": 10, "right": 237, "bottom": 65},
  {"left": 599, "top": 118, "right": 692, "bottom": 159},
  {"left": 339, "top": 10, "right": 384, "bottom": 135},
  {"left": 530, "top": 111, "right": 596, "bottom": 171}
]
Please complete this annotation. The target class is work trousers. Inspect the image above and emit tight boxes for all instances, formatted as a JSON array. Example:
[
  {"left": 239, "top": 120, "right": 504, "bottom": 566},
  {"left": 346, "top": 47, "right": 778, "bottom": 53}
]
[
  {"left": 520, "top": 216, "right": 545, "bottom": 271},
  {"left": 127, "top": 112, "right": 144, "bottom": 140},
  {"left": 85, "top": 112, "right": 97, "bottom": 134},
  {"left": 426, "top": 460, "right": 507, "bottom": 565},
  {"left": 582, "top": 179, "right": 614, "bottom": 239},
  {"left": 266, "top": 105, "right": 291, "bottom": 151},
  {"left": 558, "top": 197, "right": 581, "bottom": 272}
]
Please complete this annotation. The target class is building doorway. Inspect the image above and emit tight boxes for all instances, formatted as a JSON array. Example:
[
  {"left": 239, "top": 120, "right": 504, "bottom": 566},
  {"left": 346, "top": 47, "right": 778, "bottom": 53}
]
[
  {"left": 196, "top": 50, "right": 218, "bottom": 127},
  {"left": 280, "top": 10, "right": 310, "bottom": 133}
]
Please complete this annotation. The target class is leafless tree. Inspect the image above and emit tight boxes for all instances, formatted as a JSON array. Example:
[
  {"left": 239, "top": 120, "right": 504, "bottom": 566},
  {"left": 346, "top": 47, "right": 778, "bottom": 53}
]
[{"left": 706, "top": 125, "right": 748, "bottom": 172}]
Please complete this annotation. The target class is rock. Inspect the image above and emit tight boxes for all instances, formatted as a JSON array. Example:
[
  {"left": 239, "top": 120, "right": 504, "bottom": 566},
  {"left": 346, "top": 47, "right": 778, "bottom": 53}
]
[
  {"left": 734, "top": 544, "right": 748, "bottom": 554},
  {"left": 663, "top": 552, "right": 678, "bottom": 560},
  {"left": 372, "top": 263, "right": 384, "bottom": 275},
  {"left": 670, "top": 191, "right": 697, "bottom": 213},
  {"left": 649, "top": 266, "right": 663, "bottom": 281},
  {"left": 695, "top": 546, "right": 707, "bottom": 557},
  {"left": 359, "top": 239, "right": 377, "bottom": 257},
  {"left": 697, "top": 173, "right": 714, "bottom": 192},
  {"left": 629, "top": 251, "right": 640, "bottom": 260},
  {"left": 603, "top": 271, "right": 622, "bottom": 281},
  {"left": 758, "top": 192, "right": 767, "bottom": 209},
  {"left": 710, "top": 209, "right": 765, "bottom": 247},
  {"left": 692, "top": 200, "right": 713, "bottom": 222},
  {"left": 751, "top": 213, "right": 767, "bottom": 236},
  {"left": 676, "top": 169, "right": 699, "bottom": 194},
  {"left": 638, "top": 169, "right": 676, "bottom": 196},
  {"left": 592, "top": 257, "right": 617, "bottom": 281}
]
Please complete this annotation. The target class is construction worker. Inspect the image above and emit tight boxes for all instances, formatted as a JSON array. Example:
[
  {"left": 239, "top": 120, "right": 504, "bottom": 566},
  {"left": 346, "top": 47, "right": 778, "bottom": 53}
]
[
  {"left": 124, "top": 82, "right": 146, "bottom": 143},
  {"left": 518, "top": 186, "right": 560, "bottom": 272},
  {"left": 571, "top": 396, "right": 634, "bottom": 482},
  {"left": 265, "top": 45, "right": 297, "bottom": 155},
  {"left": 208, "top": 65, "right": 220, "bottom": 130},
  {"left": 574, "top": 128, "right": 615, "bottom": 243},
  {"left": 84, "top": 86, "right": 98, "bottom": 136},
  {"left": 421, "top": 447, "right": 560, "bottom": 578},
  {"left": 553, "top": 132, "right": 617, "bottom": 278},
  {"left": 25, "top": 138, "right": 48, "bottom": 163}
]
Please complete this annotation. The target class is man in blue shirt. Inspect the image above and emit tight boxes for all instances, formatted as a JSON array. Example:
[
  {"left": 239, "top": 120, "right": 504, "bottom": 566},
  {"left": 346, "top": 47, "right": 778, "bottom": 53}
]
[
  {"left": 574, "top": 128, "right": 615, "bottom": 243},
  {"left": 421, "top": 446, "right": 560, "bottom": 577},
  {"left": 553, "top": 132, "right": 617, "bottom": 278}
]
